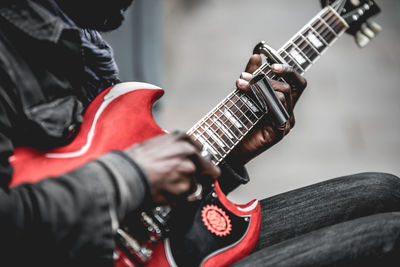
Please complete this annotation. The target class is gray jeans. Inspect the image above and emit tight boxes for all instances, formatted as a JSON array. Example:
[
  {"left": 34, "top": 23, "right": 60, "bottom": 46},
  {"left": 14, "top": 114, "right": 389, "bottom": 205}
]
[{"left": 234, "top": 172, "right": 400, "bottom": 266}]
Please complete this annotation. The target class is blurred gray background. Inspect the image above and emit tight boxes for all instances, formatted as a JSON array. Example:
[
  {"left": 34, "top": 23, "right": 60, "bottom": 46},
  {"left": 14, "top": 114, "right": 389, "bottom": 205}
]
[{"left": 104, "top": 0, "right": 400, "bottom": 203}]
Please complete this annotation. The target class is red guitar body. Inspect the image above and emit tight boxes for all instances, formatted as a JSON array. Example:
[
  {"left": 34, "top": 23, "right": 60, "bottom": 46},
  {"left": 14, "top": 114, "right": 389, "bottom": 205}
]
[{"left": 9, "top": 82, "right": 261, "bottom": 266}]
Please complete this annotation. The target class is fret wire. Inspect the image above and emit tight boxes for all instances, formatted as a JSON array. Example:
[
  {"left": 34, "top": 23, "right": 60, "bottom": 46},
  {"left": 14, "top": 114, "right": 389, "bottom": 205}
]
[
  {"left": 213, "top": 113, "right": 247, "bottom": 156},
  {"left": 232, "top": 93, "right": 260, "bottom": 122},
  {"left": 210, "top": 114, "right": 246, "bottom": 158},
  {"left": 294, "top": 33, "right": 320, "bottom": 62},
  {"left": 192, "top": 129, "right": 221, "bottom": 162},
  {"left": 260, "top": 64, "right": 271, "bottom": 74},
  {"left": 195, "top": 100, "right": 262, "bottom": 164},
  {"left": 320, "top": 18, "right": 340, "bottom": 42},
  {"left": 188, "top": 90, "right": 236, "bottom": 135},
  {"left": 188, "top": 7, "right": 349, "bottom": 164},
  {"left": 214, "top": 108, "right": 241, "bottom": 140},
  {"left": 203, "top": 108, "right": 236, "bottom": 147},
  {"left": 299, "top": 33, "right": 321, "bottom": 58},
  {"left": 233, "top": 96, "right": 258, "bottom": 126},
  {"left": 312, "top": 19, "right": 336, "bottom": 43},
  {"left": 280, "top": 49, "right": 305, "bottom": 73},
  {"left": 318, "top": 22, "right": 341, "bottom": 45},
  {"left": 313, "top": 23, "right": 335, "bottom": 45},
  {"left": 225, "top": 101, "right": 251, "bottom": 131},
  {"left": 290, "top": 41, "right": 312, "bottom": 64},
  {"left": 291, "top": 38, "right": 317, "bottom": 72},
  {"left": 238, "top": 94, "right": 261, "bottom": 120},
  {"left": 308, "top": 25, "right": 329, "bottom": 46},
  {"left": 218, "top": 92, "right": 247, "bottom": 137},
  {"left": 324, "top": 12, "right": 340, "bottom": 33},
  {"left": 313, "top": 10, "right": 337, "bottom": 40},
  {"left": 320, "top": 8, "right": 338, "bottom": 31},
  {"left": 228, "top": 98, "right": 255, "bottom": 128},
  {"left": 197, "top": 125, "right": 225, "bottom": 157},
  {"left": 206, "top": 113, "right": 236, "bottom": 148},
  {"left": 312, "top": 10, "right": 345, "bottom": 44},
  {"left": 319, "top": 16, "right": 342, "bottom": 39},
  {"left": 194, "top": 96, "right": 234, "bottom": 139},
  {"left": 193, "top": 129, "right": 221, "bottom": 160},
  {"left": 211, "top": 110, "right": 238, "bottom": 142},
  {"left": 220, "top": 97, "right": 248, "bottom": 137},
  {"left": 221, "top": 102, "right": 249, "bottom": 132},
  {"left": 206, "top": 120, "right": 234, "bottom": 150},
  {"left": 190, "top": 91, "right": 250, "bottom": 154},
  {"left": 199, "top": 121, "right": 231, "bottom": 154},
  {"left": 323, "top": 9, "right": 346, "bottom": 34},
  {"left": 281, "top": 9, "right": 333, "bottom": 61}
]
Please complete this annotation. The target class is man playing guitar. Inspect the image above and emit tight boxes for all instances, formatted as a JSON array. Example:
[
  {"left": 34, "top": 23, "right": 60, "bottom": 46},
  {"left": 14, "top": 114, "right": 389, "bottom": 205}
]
[{"left": 0, "top": 0, "right": 399, "bottom": 266}]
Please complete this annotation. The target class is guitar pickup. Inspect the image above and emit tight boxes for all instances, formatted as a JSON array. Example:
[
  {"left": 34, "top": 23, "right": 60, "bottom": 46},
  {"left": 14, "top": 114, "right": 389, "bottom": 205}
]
[{"left": 249, "top": 74, "right": 289, "bottom": 126}]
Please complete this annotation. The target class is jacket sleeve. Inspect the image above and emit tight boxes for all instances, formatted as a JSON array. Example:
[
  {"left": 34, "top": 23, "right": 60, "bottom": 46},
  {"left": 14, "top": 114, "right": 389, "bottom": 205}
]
[
  {"left": 218, "top": 159, "right": 250, "bottom": 194},
  {"left": 0, "top": 96, "right": 151, "bottom": 266},
  {"left": 0, "top": 138, "right": 150, "bottom": 267}
]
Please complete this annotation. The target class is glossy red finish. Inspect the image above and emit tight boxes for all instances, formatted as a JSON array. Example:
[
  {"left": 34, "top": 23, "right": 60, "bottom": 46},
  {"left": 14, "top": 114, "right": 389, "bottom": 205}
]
[
  {"left": 9, "top": 84, "right": 261, "bottom": 266},
  {"left": 10, "top": 85, "right": 165, "bottom": 186}
]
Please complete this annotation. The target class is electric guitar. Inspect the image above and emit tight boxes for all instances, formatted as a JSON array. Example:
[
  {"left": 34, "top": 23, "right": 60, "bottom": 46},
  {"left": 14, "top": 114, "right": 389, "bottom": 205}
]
[{"left": 9, "top": 1, "right": 381, "bottom": 266}]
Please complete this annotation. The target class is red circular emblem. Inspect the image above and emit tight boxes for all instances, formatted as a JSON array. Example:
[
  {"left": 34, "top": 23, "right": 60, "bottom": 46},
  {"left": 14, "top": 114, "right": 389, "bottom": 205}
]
[{"left": 201, "top": 204, "right": 232, "bottom": 237}]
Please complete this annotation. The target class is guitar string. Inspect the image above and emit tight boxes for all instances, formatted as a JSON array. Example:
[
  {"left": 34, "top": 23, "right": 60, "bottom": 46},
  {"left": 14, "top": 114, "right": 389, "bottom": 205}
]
[
  {"left": 189, "top": 7, "right": 342, "bottom": 162},
  {"left": 260, "top": 8, "right": 340, "bottom": 76},
  {"left": 272, "top": 8, "right": 346, "bottom": 76},
  {"left": 189, "top": 95, "right": 260, "bottom": 164},
  {"left": 188, "top": 7, "right": 347, "bottom": 163}
]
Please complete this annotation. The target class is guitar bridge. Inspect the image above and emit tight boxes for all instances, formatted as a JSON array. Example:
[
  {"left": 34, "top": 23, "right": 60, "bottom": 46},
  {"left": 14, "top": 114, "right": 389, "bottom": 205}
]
[{"left": 116, "top": 206, "right": 172, "bottom": 264}]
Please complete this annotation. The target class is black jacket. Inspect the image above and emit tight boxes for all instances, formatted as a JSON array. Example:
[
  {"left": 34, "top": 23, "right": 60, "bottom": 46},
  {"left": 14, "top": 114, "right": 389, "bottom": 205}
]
[{"left": 0, "top": 1, "right": 249, "bottom": 266}]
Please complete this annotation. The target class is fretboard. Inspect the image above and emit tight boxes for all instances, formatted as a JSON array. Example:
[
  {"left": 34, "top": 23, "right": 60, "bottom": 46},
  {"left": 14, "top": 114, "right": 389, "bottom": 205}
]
[{"left": 187, "top": 6, "right": 349, "bottom": 165}]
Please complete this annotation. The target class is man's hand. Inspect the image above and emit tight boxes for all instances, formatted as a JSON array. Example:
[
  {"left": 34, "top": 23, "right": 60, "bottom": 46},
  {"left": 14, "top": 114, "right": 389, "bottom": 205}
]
[
  {"left": 230, "top": 54, "right": 307, "bottom": 165},
  {"left": 126, "top": 132, "right": 220, "bottom": 204}
]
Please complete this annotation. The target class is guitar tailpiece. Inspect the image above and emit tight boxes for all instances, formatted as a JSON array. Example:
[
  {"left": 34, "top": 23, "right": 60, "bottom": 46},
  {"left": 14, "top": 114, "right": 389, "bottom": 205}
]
[
  {"left": 116, "top": 228, "right": 153, "bottom": 263},
  {"left": 141, "top": 205, "right": 172, "bottom": 238}
]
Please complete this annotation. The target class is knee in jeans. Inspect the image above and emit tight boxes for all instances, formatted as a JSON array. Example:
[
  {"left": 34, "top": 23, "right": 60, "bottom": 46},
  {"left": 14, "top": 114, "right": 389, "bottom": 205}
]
[{"left": 349, "top": 172, "right": 400, "bottom": 207}]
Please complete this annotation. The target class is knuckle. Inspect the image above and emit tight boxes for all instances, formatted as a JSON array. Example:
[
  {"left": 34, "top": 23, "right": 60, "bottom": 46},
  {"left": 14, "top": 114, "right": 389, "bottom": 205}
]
[
  {"left": 302, "top": 78, "right": 308, "bottom": 89},
  {"left": 290, "top": 116, "right": 296, "bottom": 128},
  {"left": 241, "top": 72, "right": 252, "bottom": 80},
  {"left": 177, "top": 180, "right": 191, "bottom": 194},
  {"left": 184, "top": 143, "right": 198, "bottom": 155},
  {"left": 283, "top": 64, "right": 294, "bottom": 73},
  {"left": 276, "top": 92, "right": 286, "bottom": 102},
  {"left": 183, "top": 160, "right": 196, "bottom": 173}
]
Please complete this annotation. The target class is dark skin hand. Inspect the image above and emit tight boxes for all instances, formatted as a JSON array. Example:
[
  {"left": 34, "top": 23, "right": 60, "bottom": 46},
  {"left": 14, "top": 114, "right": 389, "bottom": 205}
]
[
  {"left": 231, "top": 54, "right": 307, "bottom": 165},
  {"left": 126, "top": 55, "right": 305, "bottom": 204},
  {"left": 126, "top": 132, "right": 220, "bottom": 204}
]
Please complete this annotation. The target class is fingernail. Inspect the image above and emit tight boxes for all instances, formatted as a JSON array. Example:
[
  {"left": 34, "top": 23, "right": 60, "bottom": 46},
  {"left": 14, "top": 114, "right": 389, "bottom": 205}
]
[
  {"left": 237, "top": 78, "right": 249, "bottom": 87},
  {"left": 241, "top": 72, "right": 253, "bottom": 80},
  {"left": 271, "top": 64, "right": 283, "bottom": 72}
]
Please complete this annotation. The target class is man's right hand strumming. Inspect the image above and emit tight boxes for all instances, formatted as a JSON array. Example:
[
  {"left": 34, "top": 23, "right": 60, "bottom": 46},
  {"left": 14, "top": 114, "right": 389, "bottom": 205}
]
[{"left": 126, "top": 132, "right": 221, "bottom": 204}]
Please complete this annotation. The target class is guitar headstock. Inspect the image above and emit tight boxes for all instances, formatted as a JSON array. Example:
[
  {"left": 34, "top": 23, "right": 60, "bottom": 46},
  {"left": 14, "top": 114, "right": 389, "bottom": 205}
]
[{"left": 321, "top": 0, "right": 381, "bottom": 47}]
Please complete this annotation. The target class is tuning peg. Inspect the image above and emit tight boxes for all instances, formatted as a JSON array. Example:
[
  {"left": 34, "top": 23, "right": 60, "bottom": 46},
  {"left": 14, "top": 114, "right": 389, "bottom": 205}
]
[
  {"left": 361, "top": 23, "right": 375, "bottom": 39},
  {"left": 367, "top": 21, "right": 382, "bottom": 35},
  {"left": 355, "top": 31, "right": 370, "bottom": 48}
]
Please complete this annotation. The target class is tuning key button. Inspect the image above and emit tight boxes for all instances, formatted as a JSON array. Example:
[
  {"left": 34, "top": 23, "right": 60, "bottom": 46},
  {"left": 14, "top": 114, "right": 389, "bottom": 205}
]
[
  {"left": 361, "top": 23, "right": 375, "bottom": 39},
  {"left": 355, "top": 31, "right": 370, "bottom": 48},
  {"left": 368, "top": 21, "right": 382, "bottom": 35}
]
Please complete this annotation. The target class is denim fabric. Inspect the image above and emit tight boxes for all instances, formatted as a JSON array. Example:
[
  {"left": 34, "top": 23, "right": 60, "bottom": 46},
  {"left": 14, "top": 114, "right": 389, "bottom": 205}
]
[{"left": 234, "top": 172, "right": 400, "bottom": 266}]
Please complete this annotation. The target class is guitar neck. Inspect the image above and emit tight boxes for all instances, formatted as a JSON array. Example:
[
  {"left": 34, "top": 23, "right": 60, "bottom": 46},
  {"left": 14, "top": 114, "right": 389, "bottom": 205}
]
[{"left": 187, "top": 6, "right": 349, "bottom": 165}]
